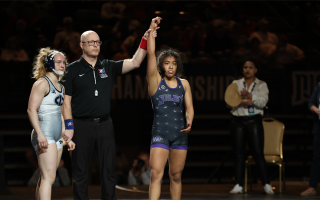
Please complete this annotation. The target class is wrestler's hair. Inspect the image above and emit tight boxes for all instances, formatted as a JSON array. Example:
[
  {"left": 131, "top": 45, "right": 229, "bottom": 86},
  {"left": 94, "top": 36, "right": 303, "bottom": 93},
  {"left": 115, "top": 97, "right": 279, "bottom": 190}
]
[
  {"left": 156, "top": 48, "right": 184, "bottom": 78},
  {"left": 32, "top": 47, "right": 68, "bottom": 80}
]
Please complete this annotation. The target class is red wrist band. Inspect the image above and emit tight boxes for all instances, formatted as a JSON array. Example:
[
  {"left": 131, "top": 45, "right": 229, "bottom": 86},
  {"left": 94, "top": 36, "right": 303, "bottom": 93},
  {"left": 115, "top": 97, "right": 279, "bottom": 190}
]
[{"left": 139, "top": 37, "right": 147, "bottom": 50}]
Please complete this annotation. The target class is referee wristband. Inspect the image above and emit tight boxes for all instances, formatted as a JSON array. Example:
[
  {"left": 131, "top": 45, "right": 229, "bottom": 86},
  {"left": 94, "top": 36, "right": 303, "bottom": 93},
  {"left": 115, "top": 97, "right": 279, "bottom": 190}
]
[
  {"left": 139, "top": 37, "right": 147, "bottom": 50},
  {"left": 65, "top": 119, "right": 74, "bottom": 130}
]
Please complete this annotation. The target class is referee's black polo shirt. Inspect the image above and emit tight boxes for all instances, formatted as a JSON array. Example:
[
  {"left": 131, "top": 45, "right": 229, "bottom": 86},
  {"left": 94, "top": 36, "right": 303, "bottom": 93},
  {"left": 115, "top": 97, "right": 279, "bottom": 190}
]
[{"left": 62, "top": 56, "right": 123, "bottom": 118}]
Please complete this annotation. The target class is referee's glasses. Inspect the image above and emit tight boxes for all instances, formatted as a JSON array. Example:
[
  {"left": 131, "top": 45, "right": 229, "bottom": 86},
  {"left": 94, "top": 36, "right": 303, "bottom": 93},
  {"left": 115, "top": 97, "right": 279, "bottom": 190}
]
[{"left": 81, "top": 40, "right": 102, "bottom": 46}]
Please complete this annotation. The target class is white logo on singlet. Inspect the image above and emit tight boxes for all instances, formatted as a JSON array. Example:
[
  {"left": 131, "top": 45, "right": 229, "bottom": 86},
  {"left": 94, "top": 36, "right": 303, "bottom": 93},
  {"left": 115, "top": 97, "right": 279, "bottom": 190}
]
[
  {"left": 79, "top": 74, "right": 85, "bottom": 77},
  {"left": 161, "top": 85, "right": 166, "bottom": 89},
  {"left": 152, "top": 136, "right": 163, "bottom": 142}
]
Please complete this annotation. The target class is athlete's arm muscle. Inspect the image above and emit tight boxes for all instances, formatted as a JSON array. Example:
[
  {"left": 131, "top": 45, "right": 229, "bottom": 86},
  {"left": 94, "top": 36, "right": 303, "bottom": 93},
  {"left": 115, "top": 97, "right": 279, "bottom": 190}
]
[
  {"left": 27, "top": 78, "right": 49, "bottom": 148},
  {"left": 62, "top": 95, "right": 72, "bottom": 120},
  {"left": 61, "top": 86, "right": 66, "bottom": 133},
  {"left": 61, "top": 90, "right": 76, "bottom": 150},
  {"left": 62, "top": 94, "right": 73, "bottom": 142},
  {"left": 181, "top": 79, "right": 194, "bottom": 134},
  {"left": 146, "top": 18, "right": 161, "bottom": 97},
  {"left": 122, "top": 46, "right": 147, "bottom": 74}
]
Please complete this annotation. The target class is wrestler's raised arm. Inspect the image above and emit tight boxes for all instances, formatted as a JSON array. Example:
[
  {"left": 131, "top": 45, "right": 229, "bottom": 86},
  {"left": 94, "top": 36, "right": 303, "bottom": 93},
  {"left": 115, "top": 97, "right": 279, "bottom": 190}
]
[{"left": 147, "top": 17, "right": 162, "bottom": 97}]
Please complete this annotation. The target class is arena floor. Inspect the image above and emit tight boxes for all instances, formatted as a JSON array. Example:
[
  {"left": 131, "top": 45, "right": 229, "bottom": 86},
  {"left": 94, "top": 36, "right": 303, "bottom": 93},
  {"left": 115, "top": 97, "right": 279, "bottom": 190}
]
[{"left": 1, "top": 181, "right": 319, "bottom": 200}]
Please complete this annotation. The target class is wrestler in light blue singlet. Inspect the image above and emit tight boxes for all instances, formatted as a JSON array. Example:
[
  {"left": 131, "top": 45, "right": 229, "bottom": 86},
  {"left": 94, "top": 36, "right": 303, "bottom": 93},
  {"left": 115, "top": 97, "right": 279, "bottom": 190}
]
[{"left": 31, "top": 76, "right": 64, "bottom": 150}]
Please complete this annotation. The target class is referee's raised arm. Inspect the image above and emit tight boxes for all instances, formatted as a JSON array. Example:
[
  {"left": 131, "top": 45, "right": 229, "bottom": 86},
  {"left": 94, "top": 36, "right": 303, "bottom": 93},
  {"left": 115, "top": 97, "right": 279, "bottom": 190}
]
[{"left": 122, "top": 16, "right": 162, "bottom": 74}]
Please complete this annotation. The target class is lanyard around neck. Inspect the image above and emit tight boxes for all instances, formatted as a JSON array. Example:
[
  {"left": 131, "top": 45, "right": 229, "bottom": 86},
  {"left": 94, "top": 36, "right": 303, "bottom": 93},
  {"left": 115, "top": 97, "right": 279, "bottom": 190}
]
[{"left": 243, "top": 82, "right": 256, "bottom": 93}]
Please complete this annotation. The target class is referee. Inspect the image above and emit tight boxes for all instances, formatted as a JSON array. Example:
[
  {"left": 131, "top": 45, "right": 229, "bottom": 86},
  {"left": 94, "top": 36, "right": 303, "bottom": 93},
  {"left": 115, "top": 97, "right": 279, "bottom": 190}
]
[{"left": 62, "top": 17, "right": 161, "bottom": 200}]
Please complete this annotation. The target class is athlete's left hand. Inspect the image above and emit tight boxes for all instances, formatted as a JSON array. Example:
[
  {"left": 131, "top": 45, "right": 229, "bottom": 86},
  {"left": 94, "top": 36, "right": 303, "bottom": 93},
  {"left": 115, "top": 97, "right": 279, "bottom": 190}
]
[
  {"left": 149, "top": 16, "right": 162, "bottom": 30},
  {"left": 180, "top": 123, "right": 191, "bottom": 134},
  {"left": 67, "top": 140, "right": 76, "bottom": 151},
  {"left": 143, "top": 28, "right": 159, "bottom": 40}
]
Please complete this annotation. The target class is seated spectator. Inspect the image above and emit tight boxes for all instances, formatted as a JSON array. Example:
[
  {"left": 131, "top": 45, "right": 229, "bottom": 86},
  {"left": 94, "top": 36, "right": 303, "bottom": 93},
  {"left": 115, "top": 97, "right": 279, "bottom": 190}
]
[
  {"left": 128, "top": 151, "right": 151, "bottom": 186},
  {"left": 20, "top": 6, "right": 39, "bottom": 29},
  {"left": 121, "top": 26, "right": 145, "bottom": 57},
  {"left": 127, "top": 2, "right": 147, "bottom": 21},
  {"left": 229, "top": 23, "right": 248, "bottom": 56},
  {"left": 249, "top": 18, "right": 278, "bottom": 55},
  {"left": 230, "top": 23, "right": 249, "bottom": 65},
  {"left": 213, "top": 7, "right": 235, "bottom": 33},
  {"left": 269, "top": 34, "right": 305, "bottom": 68},
  {"left": 112, "top": 51, "right": 129, "bottom": 61},
  {"left": 189, "top": 23, "right": 206, "bottom": 58},
  {"left": 238, "top": 12, "right": 257, "bottom": 36},
  {"left": 205, "top": 24, "right": 234, "bottom": 60},
  {"left": 100, "top": 40, "right": 120, "bottom": 60},
  {"left": 35, "top": 34, "right": 52, "bottom": 50},
  {"left": 101, "top": 1, "right": 126, "bottom": 19},
  {"left": 2, "top": 5, "right": 19, "bottom": 36},
  {"left": 209, "top": 0, "right": 227, "bottom": 9},
  {"left": 12, "top": 19, "right": 35, "bottom": 53},
  {"left": 0, "top": 36, "right": 29, "bottom": 62},
  {"left": 112, "top": 9, "right": 140, "bottom": 41},
  {"left": 101, "top": 1, "right": 126, "bottom": 27},
  {"left": 243, "top": 37, "right": 267, "bottom": 64},
  {"left": 53, "top": 17, "right": 80, "bottom": 55},
  {"left": 167, "top": 26, "right": 183, "bottom": 50},
  {"left": 59, "top": 39, "right": 79, "bottom": 63}
]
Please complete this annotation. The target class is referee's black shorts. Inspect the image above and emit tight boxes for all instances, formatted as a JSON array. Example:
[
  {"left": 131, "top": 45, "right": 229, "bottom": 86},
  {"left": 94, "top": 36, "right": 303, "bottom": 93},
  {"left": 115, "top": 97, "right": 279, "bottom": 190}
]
[{"left": 72, "top": 116, "right": 116, "bottom": 200}]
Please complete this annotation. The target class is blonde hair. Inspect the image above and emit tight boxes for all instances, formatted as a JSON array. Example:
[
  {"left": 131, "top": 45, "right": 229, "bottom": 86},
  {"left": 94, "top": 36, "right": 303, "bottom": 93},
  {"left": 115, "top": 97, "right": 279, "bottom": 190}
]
[{"left": 32, "top": 47, "right": 68, "bottom": 80}]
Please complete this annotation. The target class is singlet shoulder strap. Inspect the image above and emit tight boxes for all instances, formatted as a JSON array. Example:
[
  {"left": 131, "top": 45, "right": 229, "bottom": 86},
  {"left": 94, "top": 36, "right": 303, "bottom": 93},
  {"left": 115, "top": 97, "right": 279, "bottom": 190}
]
[
  {"left": 42, "top": 76, "right": 52, "bottom": 97},
  {"left": 158, "top": 77, "right": 164, "bottom": 85},
  {"left": 43, "top": 76, "right": 49, "bottom": 82},
  {"left": 43, "top": 76, "right": 53, "bottom": 90},
  {"left": 176, "top": 77, "right": 183, "bottom": 86},
  {"left": 176, "top": 77, "right": 186, "bottom": 92}
]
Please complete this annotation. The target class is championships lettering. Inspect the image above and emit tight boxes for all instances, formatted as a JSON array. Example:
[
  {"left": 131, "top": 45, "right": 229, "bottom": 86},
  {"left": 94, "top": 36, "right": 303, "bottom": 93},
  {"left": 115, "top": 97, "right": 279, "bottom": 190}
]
[{"left": 111, "top": 75, "right": 235, "bottom": 101}]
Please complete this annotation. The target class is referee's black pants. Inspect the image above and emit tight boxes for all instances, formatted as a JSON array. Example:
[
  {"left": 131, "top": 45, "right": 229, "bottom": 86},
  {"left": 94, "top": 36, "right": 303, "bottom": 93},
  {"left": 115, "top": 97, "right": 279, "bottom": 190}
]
[
  {"left": 231, "top": 115, "right": 270, "bottom": 186},
  {"left": 72, "top": 118, "right": 116, "bottom": 200}
]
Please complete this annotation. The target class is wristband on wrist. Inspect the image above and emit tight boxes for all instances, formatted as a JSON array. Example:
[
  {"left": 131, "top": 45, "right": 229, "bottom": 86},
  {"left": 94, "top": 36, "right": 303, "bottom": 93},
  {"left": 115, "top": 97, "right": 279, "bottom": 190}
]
[
  {"left": 139, "top": 37, "right": 147, "bottom": 50},
  {"left": 65, "top": 119, "right": 74, "bottom": 130}
]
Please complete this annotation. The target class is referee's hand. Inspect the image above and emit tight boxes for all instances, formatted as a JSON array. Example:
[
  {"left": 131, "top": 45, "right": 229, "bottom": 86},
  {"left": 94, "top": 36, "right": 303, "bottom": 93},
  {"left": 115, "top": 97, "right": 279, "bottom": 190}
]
[{"left": 62, "top": 129, "right": 74, "bottom": 143}]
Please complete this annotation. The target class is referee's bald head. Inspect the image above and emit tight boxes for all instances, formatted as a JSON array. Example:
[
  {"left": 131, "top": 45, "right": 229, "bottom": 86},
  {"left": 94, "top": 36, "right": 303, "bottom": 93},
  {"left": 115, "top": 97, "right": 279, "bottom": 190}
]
[{"left": 80, "top": 30, "right": 99, "bottom": 42}]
